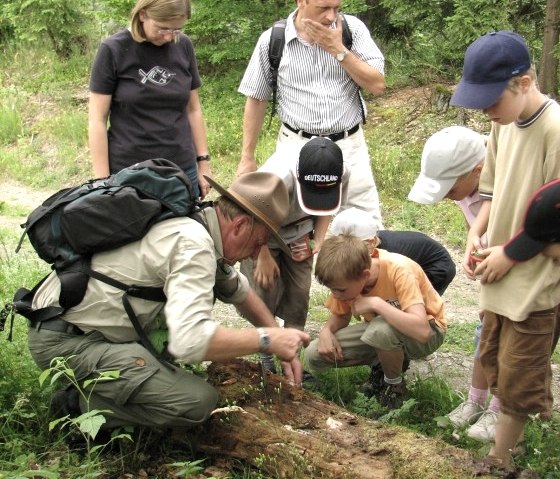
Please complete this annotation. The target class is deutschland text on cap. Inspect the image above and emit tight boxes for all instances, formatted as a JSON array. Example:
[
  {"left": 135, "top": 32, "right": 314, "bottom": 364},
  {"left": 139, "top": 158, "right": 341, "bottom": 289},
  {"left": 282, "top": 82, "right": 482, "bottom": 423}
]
[{"left": 296, "top": 137, "right": 344, "bottom": 216}]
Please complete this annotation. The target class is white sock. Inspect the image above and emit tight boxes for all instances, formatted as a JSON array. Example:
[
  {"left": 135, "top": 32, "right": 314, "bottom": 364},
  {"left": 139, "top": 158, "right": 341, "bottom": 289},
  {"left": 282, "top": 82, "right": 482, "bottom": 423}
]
[{"left": 384, "top": 375, "right": 402, "bottom": 385}]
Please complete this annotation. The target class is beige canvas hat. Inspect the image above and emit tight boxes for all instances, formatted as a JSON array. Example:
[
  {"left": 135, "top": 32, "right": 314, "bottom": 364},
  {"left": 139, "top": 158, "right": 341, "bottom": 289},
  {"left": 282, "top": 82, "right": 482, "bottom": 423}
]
[{"left": 205, "top": 173, "right": 290, "bottom": 254}]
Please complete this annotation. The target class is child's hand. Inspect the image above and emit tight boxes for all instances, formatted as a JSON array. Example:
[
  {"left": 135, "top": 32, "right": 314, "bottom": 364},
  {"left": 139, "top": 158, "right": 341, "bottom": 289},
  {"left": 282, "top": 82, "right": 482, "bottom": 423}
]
[
  {"left": 254, "top": 249, "right": 279, "bottom": 289},
  {"left": 350, "top": 296, "right": 376, "bottom": 321},
  {"left": 317, "top": 329, "right": 343, "bottom": 362},
  {"left": 463, "top": 236, "right": 483, "bottom": 279},
  {"left": 474, "top": 246, "right": 515, "bottom": 284}
]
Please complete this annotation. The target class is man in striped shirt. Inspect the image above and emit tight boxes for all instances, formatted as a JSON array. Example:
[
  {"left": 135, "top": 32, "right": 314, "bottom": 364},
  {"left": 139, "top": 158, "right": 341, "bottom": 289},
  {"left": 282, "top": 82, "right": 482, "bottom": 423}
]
[{"left": 237, "top": 0, "right": 385, "bottom": 226}]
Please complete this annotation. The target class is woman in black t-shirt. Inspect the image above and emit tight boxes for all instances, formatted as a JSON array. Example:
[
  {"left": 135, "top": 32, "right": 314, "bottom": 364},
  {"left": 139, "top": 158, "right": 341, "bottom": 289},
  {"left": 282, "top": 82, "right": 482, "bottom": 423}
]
[{"left": 89, "top": 0, "right": 212, "bottom": 198}]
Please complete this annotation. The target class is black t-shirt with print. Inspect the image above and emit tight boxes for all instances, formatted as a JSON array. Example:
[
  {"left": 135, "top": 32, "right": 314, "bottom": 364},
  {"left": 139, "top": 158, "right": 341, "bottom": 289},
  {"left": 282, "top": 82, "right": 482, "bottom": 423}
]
[{"left": 90, "top": 29, "right": 201, "bottom": 173}]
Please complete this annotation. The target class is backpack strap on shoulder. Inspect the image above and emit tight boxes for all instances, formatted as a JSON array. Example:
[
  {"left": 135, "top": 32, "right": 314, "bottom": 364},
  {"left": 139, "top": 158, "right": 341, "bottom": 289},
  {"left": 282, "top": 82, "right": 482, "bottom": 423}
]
[
  {"left": 267, "top": 19, "right": 287, "bottom": 128},
  {"left": 339, "top": 15, "right": 366, "bottom": 125}
]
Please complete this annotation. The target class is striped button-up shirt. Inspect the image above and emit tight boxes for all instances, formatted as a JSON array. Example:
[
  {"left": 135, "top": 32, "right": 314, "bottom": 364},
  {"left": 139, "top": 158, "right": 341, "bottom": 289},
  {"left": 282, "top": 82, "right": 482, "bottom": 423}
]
[{"left": 239, "top": 10, "right": 384, "bottom": 134}]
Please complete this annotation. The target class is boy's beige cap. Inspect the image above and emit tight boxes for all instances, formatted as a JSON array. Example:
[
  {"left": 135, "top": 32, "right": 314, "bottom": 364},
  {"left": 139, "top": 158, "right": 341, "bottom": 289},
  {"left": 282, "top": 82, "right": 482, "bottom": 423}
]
[
  {"left": 330, "top": 207, "right": 380, "bottom": 240},
  {"left": 408, "top": 126, "right": 486, "bottom": 205}
]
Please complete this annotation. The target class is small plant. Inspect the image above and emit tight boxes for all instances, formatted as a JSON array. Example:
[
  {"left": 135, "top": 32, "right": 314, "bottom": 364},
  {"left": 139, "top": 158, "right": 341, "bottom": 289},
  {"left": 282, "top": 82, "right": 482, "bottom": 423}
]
[
  {"left": 168, "top": 458, "right": 206, "bottom": 478},
  {"left": 39, "top": 356, "right": 131, "bottom": 455}
]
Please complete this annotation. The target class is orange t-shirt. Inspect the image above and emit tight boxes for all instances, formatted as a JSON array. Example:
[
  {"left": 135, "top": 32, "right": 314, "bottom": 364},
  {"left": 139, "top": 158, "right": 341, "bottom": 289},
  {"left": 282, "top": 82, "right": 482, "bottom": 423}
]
[{"left": 325, "top": 249, "right": 447, "bottom": 331}]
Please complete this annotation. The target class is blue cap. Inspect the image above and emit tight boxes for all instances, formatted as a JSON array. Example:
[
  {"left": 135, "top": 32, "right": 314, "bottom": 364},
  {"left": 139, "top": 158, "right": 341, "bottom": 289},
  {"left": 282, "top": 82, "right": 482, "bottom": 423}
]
[{"left": 450, "top": 31, "right": 531, "bottom": 109}]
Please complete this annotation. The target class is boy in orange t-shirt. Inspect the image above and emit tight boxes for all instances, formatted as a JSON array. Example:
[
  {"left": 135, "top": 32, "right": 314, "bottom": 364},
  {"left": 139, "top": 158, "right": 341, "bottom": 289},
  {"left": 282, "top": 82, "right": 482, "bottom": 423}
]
[{"left": 304, "top": 234, "right": 446, "bottom": 408}]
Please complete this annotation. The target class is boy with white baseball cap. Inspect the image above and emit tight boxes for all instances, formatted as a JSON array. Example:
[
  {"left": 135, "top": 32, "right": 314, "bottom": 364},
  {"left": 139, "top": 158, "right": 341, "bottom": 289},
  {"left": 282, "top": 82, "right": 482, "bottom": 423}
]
[{"left": 409, "top": 126, "right": 498, "bottom": 442}]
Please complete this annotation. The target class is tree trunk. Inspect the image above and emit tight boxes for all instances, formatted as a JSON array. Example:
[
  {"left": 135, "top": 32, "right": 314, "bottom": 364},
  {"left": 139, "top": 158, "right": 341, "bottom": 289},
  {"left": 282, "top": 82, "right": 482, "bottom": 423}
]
[
  {"left": 539, "top": 0, "right": 560, "bottom": 99},
  {"left": 192, "top": 359, "right": 506, "bottom": 479}
]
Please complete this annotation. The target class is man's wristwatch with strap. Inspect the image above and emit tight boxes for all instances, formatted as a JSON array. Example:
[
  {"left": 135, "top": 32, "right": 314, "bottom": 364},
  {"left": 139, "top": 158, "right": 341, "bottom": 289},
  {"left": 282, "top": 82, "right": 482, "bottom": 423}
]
[
  {"left": 336, "top": 48, "right": 349, "bottom": 62},
  {"left": 257, "top": 328, "right": 271, "bottom": 353}
]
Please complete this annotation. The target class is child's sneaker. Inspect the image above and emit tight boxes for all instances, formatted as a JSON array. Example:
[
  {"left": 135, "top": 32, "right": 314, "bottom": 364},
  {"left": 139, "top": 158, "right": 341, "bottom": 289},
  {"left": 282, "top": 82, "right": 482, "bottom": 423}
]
[
  {"left": 467, "top": 409, "right": 498, "bottom": 442},
  {"left": 442, "top": 399, "right": 484, "bottom": 428},
  {"left": 378, "top": 381, "right": 408, "bottom": 409},
  {"left": 361, "top": 360, "right": 384, "bottom": 397},
  {"left": 362, "top": 357, "right": 410, "bottom": 398}
]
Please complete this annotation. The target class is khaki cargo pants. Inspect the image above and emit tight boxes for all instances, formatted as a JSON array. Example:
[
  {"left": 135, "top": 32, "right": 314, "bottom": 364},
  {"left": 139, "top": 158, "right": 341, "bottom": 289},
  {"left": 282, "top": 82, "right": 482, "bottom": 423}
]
[{"left": 28, "top": 327, "right": 218, "bottom": 430}]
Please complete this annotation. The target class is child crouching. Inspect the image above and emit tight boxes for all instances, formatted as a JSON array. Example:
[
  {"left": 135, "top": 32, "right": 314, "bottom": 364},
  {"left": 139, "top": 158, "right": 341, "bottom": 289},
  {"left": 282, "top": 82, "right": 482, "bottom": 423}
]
[{"left": 304, "top": 234, "right": 446, "bottom": 408}]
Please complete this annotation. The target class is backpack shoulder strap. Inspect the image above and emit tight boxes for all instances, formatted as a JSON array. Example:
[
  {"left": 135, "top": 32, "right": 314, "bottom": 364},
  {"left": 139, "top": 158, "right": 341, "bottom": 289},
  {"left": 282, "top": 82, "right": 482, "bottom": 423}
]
[
  {"left": 340, "top": 14, "right": 353, "bottom": 50},
  {"left": 339, "top": 14, "right": 366, "bottom": 125},
  {"left": 267, "top": 19, "right": 287, "bottom": 127}
]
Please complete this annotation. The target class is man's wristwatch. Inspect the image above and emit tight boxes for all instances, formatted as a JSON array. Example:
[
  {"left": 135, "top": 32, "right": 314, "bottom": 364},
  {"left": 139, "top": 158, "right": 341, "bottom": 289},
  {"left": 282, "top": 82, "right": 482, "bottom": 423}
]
[
  {"left": 257, "top": 328, "right": 271, "bottom": 353},
  {"left": 336, "top": 48, "right": 349, "bottom": 62}
]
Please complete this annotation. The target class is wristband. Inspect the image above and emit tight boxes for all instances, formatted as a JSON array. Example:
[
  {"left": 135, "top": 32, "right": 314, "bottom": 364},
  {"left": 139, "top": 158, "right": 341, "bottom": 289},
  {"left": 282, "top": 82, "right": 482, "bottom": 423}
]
[{"left": 196, "top": 154, "right": 210, "bottom": 162}]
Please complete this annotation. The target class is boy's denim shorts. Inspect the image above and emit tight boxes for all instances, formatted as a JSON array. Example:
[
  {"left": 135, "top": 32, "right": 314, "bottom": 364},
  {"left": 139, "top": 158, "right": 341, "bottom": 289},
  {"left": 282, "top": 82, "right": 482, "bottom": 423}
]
[{"left": 479, "top": 304, "right": 560, "bottom": 419}]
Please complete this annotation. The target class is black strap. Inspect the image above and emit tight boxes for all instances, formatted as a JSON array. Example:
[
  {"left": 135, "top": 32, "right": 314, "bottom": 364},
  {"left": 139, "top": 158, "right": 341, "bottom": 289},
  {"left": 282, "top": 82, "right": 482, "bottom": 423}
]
[
  {"left": 84, "top": 266, "right": 174, "bottom": 370},
  {"left": 121, "top": 291, "right": 174, "bottom": 370},
  {"left": 12, "top": 275, "right": 65, "bottom": 324},
  {"left": 267, "top": 19, "right": 287, "bottom": 128},
  {"left": 85, "top": 267, "right": 166, "bottom": 302}
]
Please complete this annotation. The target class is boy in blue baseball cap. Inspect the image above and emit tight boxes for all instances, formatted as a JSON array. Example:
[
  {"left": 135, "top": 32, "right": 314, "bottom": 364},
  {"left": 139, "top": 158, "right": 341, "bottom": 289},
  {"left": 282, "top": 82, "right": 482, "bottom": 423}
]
[{"left": 451, "top": 31, "right": 560, "bottom": 469}]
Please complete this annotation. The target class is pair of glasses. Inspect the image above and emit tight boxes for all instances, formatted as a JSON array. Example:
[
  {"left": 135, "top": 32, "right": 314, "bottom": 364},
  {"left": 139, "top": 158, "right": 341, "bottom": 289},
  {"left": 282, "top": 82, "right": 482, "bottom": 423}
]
[{"left": 157, "top": 28, "right": 182, "bottom": 36}]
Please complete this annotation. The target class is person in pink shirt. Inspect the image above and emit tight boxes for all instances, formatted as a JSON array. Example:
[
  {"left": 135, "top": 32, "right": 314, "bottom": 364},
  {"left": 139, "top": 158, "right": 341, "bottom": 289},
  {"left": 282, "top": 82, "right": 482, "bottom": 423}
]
[{"left": 408, "top": 125, "right": 499, "bottom": 442}]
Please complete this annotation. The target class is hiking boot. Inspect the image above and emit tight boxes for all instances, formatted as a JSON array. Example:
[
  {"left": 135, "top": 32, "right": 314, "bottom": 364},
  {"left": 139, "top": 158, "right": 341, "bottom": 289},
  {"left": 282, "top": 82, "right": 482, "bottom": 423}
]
[
  {"left": 467, "top": 409, "right": 498, "bottom": 442},
  {"left": 442, "top": 399, "right": 484, "bottom": 428},
  {"left": 260, "top": 353, "right": 277, "bottom": 374},
  {"left": 378, "top": 381, "right": 408, "bottom": 409},
  {"left": 361, "top": 360, "right": 384, "bottom": 397},
  {"left": 362, "top": 357, "right": 410, "bottom": 398},
  {"left": 50, "top": 386, "right": 81, "bottom": 420}
]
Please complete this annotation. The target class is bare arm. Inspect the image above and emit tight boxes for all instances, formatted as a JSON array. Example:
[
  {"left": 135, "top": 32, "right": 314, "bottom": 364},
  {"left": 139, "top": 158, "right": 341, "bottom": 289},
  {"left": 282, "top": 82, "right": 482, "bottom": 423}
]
[
  {"left": 187, "top": 89, "right": 212, "bottom": 198},
  {"left": 203, "top": 324, "right": 309, "bottom": 362},
  {"left": 215, "top": 288, "right": 310, "bottom": 383},
  {"left": 88, "top": 92, "right": 112, "bottom": 178},
  {"left": 253, "top": 244, "right": 280, "bottom": 290},
  {"left": 301, "top": 16, "right": 384, "bottom": 96},
  {"left": 311, "top": 215, "right": 332, "bottom": 253},
  {"left": 236, "top": 97, "right": 268, "bottom": 177},
  {"left": 352, "top": 297, "right": 432, "bottom": 343}
]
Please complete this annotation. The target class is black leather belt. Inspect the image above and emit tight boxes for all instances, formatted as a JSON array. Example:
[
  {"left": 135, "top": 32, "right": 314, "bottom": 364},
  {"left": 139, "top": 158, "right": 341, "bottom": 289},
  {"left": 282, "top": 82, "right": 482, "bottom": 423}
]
[
  {"left": 283, "top": 123, "right": 360, "bottom": 142},
  {"left": 33, "top": 318, "right": 84, "bottom": 335}
]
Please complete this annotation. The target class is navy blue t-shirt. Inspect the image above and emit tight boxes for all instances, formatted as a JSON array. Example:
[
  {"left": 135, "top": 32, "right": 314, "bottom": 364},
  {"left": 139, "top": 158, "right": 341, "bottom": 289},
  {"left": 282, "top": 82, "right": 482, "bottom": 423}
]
[{"left": 90, "top": 30, "right": 202, "bottom": 173}]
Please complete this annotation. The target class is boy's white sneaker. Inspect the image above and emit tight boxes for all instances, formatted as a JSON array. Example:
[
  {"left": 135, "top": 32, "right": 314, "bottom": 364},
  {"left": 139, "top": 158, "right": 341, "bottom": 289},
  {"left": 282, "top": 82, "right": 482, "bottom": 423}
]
[
  {"left": 443, "top": 399, "right": 484, "bottom": 428},
  {"left": 466, "top": 409, "right": 498, "bottom": 442}
]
